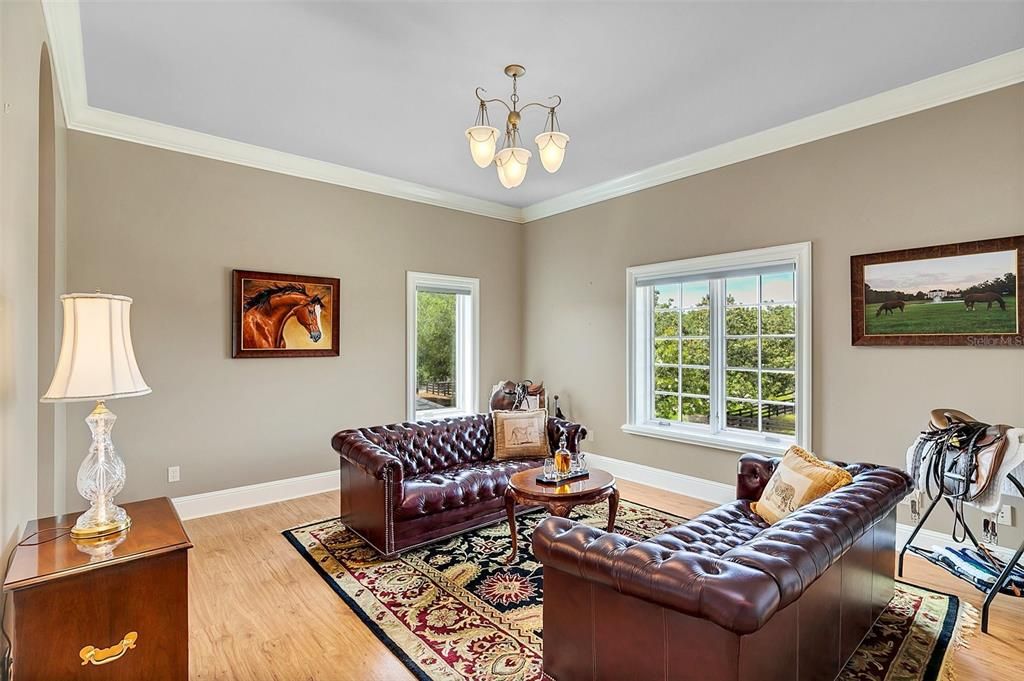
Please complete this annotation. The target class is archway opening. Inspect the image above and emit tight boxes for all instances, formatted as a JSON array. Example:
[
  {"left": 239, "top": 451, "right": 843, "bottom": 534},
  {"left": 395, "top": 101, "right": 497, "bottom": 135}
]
[{"left": 37, "top": 45, "right": 59, "bottom": 516}]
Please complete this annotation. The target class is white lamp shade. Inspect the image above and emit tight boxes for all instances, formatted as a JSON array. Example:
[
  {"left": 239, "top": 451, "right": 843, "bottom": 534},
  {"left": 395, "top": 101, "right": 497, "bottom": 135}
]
[
  {"left": 41, "top": 293, "right": 151, "bottom": 402},
  {"left": 494, "top": 147, "right": 531, "bottom": 188},
  {"left": 535, "top": 131, "right": 569, "bottom": 173},
  {"left": 466, "top": 126, "right": 499, "bottom": 168}
]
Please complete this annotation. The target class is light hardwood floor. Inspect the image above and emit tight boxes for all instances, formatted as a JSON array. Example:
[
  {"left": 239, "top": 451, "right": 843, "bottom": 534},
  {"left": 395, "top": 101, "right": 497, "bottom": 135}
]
[{"left": 186, "top": 481, "right": 1021, "bottom": 680}]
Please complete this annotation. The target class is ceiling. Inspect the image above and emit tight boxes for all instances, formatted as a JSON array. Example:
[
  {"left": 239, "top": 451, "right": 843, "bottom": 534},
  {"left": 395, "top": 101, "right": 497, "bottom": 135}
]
[{"left": 77, "top": 1, "right": 1024, "bottom": 209}]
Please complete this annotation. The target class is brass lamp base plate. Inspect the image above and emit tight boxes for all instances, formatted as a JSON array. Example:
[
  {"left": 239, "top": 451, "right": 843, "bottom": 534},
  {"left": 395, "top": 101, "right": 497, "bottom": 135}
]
[
  {"left": 70, "top": 516, "right": 132, "bottom": 539},
  {"left": 504, "top": 64, "right": 526, "bottom": 78}
]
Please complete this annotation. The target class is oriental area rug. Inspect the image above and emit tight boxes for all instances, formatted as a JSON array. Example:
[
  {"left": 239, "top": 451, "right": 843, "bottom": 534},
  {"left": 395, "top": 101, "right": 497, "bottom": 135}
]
[{"left": 284, "top": 502, "right": 975, "bottom": 681}]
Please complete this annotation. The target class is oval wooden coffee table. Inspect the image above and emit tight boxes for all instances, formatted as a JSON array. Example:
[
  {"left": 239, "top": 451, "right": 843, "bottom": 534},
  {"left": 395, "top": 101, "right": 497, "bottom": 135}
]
[{"left": 503, "top": 467, "right": 618, "bottom": 562}]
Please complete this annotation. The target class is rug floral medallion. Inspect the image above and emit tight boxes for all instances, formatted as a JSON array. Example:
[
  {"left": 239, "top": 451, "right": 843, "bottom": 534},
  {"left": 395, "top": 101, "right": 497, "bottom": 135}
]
[{"left": 284, "top": 501, "right": 975, "bottom": 681}]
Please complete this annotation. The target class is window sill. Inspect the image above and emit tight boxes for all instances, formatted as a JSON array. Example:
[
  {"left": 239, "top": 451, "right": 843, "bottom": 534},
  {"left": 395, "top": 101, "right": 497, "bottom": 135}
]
[
  {"left": 620, "top": 422, "right": 792, "bottom": 456},
  {"left": 414, "top": 407, "right": 471, "bottom": 422}
]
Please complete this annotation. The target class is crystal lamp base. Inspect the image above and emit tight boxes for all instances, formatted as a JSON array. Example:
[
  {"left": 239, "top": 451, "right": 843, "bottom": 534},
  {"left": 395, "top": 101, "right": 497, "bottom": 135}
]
[
  {"left": 72, "top": 400, "right": 133, "bottom": 539},
  {"left": 71, "top": 501, "right": 132, "bottom": 539}
]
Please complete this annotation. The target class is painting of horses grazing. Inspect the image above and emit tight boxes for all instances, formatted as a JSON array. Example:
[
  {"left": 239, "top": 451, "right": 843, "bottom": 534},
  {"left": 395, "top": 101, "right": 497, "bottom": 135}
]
[
  {"left": 232, "top": 270, "right": 340, "bottom": 358},
  {"left": 851, "top": 236, "right": 1024, "bottom": 346}
]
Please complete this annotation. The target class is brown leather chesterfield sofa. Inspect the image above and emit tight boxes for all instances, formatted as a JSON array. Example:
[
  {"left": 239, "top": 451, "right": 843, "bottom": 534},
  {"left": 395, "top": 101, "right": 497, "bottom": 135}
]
[
  {"left": 332, "top": 413, "right": 587, "bottom": 558},
  {"left": 534, "top": 453, "right": 911, "bottom": 681}
]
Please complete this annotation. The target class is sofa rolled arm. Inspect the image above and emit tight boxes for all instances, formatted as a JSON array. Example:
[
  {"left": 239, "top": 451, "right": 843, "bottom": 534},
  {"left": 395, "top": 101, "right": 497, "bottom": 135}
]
[
  {"left": 332, "top": 430, "right": 405, "bottom": 484},
  {"left": 737, "top": 453, "right": 779, "bottom": 501},
  {"left": 533, "top": 517, "right": 782, "bottom": 634},
  {"left": 546, "top": 417, "right": 588, "bottom": 453}
]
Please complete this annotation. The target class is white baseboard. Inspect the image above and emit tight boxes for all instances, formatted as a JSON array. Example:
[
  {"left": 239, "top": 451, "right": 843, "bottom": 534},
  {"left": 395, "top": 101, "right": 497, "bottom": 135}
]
[
  {"left": 585, "top": 452, "right": 1017, "bottom": 560},
  {"left": 172, "top": 469, "right": 339, "bottom": 521},
  {"left": 586, "top": 452, "right": 735, "bottom": 505}
]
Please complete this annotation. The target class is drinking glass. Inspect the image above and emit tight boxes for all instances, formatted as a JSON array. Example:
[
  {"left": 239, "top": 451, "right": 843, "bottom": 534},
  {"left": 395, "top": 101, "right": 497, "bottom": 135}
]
[
  {"left": 543, "top": 457, "right": 556, "bottom": 480},
  {"left": 570, "top": 451, "right": 582, "bottom": 474}
]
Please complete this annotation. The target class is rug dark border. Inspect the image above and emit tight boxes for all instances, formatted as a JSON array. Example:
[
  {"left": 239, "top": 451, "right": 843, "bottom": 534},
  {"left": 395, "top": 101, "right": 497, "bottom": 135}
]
[
  {"left": 906, "top": 580, "right": 962, "bottom": 681},
  {"left": 282, "top": 529, "right": 433, "bottom": 681},
  {"left": 284, "top": 516, "right": 960, "bottom": 681},
  {"left": 279, "top": 499, "right": 681, "bottom": 681}
]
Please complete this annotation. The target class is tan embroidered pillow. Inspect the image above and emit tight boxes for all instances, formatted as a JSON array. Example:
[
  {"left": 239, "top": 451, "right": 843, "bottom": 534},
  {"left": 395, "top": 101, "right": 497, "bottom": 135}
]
[
  {"left": 493, "top": 409, "right": 549, "bottom": 460},
  {"left": 751, "top": 445, "right": 853, "bottom": 524}
]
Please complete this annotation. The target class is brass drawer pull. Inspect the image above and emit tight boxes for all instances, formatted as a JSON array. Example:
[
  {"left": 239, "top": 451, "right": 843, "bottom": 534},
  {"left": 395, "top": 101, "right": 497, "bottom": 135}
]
[{"left": 79, "top": 631, "right": 138, "bottom": 666}]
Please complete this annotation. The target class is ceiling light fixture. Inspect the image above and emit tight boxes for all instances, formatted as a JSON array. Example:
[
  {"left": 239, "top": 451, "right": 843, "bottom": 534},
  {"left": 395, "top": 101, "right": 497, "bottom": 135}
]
[{"left": 465, "top": 64, "right": 568, "bottom": 189}]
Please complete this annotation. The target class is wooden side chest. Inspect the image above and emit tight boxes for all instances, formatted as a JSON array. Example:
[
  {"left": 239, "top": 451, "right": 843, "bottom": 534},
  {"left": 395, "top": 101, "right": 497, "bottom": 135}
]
[{"left": 2, "top": 497, "right": 193, "bottom": 680}]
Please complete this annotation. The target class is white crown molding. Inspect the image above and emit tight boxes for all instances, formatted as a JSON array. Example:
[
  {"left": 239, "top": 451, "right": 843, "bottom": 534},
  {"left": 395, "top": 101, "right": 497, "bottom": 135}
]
[
  {"left": 39, "top": 0, "right": 523, "bottom": 224},
  {"left": 43, "top": 1, "right": 1024, "bottom": 225},
  {"left": 41, "top": 0, "right": 87, "bottom": 129},
  {"left": 172, "top": 469, "right": 338, "bottom": 520},
  {"left": 521, "top": 48, "right": 1024, "bottom": 223},
  {"left": 71, "top": 107, "right": 524, "bottom": 223}
]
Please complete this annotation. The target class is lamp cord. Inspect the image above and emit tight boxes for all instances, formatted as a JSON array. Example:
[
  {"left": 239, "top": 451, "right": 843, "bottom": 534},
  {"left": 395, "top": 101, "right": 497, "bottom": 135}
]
[{"left": 1, "top": 526, "right": 72, "bottom": 681}]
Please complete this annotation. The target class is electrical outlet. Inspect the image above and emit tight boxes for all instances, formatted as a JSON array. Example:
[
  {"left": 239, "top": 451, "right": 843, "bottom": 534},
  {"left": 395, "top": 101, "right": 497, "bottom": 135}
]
[
  {"left": 997, "top": 506, "right": 1014, "bottom": 526},
  {"left": 588, "top": 430, "right": 595, "bottom": 444},
  {"left": 167, "top": 466, "right": 180, "bottom": 483}
]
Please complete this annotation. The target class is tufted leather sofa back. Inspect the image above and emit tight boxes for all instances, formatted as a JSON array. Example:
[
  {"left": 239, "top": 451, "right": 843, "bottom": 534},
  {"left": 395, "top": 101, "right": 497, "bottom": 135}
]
[
  {"left": 347, "top": 414, "right": 495, "bottom": 476},
  {"left": 533, "top": 456, "right": 911, "bottom": 635}
]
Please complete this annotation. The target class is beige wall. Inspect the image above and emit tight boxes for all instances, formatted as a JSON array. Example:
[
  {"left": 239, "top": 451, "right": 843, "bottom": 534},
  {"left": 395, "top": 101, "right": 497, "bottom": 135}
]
[
  {"left": 0, "top": 1, "right": 67, "bottom": 561},
  {"left": 65, "top": 133, "right": 523, "bottom": 506},
  {"left": 59, "top": 80, "right": 1024, "bottom": 544},
  {"left": 523, "top": 85, "right": 1024, "bottom": 545}
]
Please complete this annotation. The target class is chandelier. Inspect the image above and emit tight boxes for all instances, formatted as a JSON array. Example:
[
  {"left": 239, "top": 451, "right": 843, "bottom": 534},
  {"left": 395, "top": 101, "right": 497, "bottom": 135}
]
[{"left": 465, "top": 64, "right": 569, "bottom": 189}]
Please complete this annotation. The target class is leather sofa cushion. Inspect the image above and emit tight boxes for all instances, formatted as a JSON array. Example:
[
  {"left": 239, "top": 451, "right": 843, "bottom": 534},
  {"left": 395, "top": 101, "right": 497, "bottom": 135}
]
[
  {"left": 644, "top": 501, "right": 768, "bottom": 556},
  {"left": 397, "top": 459, "right": 541, "bottom": 519}
]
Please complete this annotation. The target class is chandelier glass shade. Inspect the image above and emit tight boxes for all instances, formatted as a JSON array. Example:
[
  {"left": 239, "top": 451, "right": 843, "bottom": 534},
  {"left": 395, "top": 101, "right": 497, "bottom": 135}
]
[
  {"left": 465, "top": 125, "right": 499, "bottom": 168},
  {"left": 535, "top": 131, "right": 570, "bottom": 173},
  {"left": 467, "top": 64, "right": 567, "bottom": 188},
  {"left": 494, "top": 147, "right": 532, "bottom": 188}
]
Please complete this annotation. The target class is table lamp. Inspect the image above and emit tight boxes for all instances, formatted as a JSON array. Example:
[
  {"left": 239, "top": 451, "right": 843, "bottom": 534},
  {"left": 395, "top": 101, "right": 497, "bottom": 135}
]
[{"left": 41, "top": 293, "right": 151, "bottom": 538}]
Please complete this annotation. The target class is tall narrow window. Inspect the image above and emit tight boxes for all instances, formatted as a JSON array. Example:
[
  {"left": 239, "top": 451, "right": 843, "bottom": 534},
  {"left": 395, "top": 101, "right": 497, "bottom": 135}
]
[
  {"left": 625, "top": 243, "right": 811, "bottom": 454},
  {"left": 407, "top": 272, "right": 479, "bottom": 421}
]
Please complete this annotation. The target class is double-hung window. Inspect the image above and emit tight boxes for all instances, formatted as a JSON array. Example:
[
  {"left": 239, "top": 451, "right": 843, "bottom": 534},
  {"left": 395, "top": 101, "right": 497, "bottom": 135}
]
[
  {"left": 407, "top": 272, "right": 479, "bottom": 421},
  {"left": 624, "top": 243, "right": 811, "bottom": 454}
]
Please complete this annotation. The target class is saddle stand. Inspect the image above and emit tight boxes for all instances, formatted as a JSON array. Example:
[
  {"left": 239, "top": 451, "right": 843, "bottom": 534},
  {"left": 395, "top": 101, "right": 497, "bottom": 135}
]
[{"left": 898, "top": 472, "right": 1024, "bottom": 633}]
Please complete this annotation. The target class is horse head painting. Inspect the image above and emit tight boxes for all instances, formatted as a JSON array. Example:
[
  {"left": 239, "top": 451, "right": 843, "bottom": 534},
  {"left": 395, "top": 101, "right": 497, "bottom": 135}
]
[
  {"left": 232, "top": 271, "right": 340, "bottom": 358},
  {"left": 243, "top": 284, "right": 325, "bottom": 348}
]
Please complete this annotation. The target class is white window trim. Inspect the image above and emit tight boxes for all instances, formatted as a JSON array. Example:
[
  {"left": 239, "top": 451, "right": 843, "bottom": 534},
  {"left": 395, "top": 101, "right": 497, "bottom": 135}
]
[
  {"left": 406, "top": 272, "right": 480, "bottom": 422},
  {"left": 623, "top": 242, "right": 812, "bottom": 455}
]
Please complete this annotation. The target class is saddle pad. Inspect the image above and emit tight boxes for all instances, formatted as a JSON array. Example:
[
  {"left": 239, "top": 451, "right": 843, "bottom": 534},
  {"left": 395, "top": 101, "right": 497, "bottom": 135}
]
[{"left": 906, "top": 428, "right": 1024, "bottom": 513}]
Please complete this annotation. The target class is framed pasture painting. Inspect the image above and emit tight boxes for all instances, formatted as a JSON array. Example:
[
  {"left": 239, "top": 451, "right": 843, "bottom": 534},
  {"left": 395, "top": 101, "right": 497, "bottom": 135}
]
[
  {"left": 851, "top": 235, "right": 1024, "bottom": 347},
  {"left": 232, "top": 270, "right": 340, "bottom": 358}
]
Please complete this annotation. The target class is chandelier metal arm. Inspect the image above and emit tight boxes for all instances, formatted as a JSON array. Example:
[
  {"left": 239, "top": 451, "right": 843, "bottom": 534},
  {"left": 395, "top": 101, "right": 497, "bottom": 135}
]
[
  {"left": 518, "top": 94, "right": 562, "bottom": 113},
  {"left": 467, "top": 65, "right": 568, "bottom": 187},
  {"left": 475, "top": 88, "right": 562, "bottom": 117},
  {"left": 474, "top": 87, "right": 513, "bottom": 113}
]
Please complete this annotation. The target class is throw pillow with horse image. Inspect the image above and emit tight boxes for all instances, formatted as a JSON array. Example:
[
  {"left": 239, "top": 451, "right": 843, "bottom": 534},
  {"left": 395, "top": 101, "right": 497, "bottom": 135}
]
[
  {"left": 232, "top": 270, "right": 340, "bottom": 358},
  {"left": 493, "top": 409, "right": 549, "bottom": 460},
  {"left": 751, "top": 445, "right": 853, "bottom": 524},
  {"left": 852, "top": 236, "right": 1023, "bottom": 346}
]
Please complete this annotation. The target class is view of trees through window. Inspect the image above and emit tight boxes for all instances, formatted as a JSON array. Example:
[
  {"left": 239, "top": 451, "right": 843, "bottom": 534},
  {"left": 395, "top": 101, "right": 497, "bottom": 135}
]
[
  {"left": 652, "top": 271, "right": 797, "bottom": 437},
  {"left": 416, "top": 291, "right": 458, "bottom": 411}
]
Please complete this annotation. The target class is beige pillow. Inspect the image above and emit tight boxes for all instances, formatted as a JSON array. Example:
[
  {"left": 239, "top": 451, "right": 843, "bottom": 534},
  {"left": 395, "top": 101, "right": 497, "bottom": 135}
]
[
  {"left": 751, "top": 445, "right": 853, "bottom": 524},
  {"left": 493, "top": 409, "right": 549, "bottom": 460}
]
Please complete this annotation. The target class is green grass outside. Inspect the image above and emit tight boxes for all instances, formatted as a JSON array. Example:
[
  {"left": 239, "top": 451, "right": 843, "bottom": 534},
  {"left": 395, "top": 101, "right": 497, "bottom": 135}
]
[{"left": 865, "top": 298, "right": 1017, "bottom": 335}]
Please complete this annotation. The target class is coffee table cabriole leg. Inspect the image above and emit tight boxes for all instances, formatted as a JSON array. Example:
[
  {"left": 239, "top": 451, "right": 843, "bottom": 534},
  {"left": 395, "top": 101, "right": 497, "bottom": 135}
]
[
  {"left": 608, "top": 487, "right": 620, "bottom": 532},
  {"left": 504, "top": 487, "right": 519, "bottom": 563}
]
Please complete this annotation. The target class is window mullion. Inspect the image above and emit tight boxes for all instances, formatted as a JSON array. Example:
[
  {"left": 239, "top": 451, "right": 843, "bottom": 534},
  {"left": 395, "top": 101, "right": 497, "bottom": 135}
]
[
  {"left": 710, "top": 279, "right": 725, "bottom": 435},
  {"left": 756, "top": 276, "right": 763, "bottom": 434}
]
